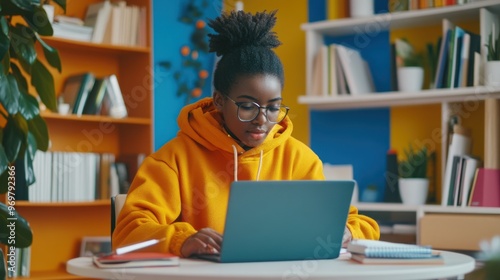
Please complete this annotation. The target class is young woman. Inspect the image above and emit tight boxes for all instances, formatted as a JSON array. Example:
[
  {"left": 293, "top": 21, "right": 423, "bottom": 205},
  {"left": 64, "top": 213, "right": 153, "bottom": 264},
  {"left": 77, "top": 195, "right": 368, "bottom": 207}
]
[{"left": 112, "top": 10, "right": 379, "bottom": 258}]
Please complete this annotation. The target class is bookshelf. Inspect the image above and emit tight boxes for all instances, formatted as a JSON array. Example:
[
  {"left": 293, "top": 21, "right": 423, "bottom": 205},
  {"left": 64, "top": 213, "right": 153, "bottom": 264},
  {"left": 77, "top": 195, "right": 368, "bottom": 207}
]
[
  {"left": 301, "top": 1, "right": 500, "bottom": 250},
  {"left": 11, "top": 0, "right": 153, "bottom": 278},
  {"left": 354, "top": 202, "right": 500, "bottom": 251}
]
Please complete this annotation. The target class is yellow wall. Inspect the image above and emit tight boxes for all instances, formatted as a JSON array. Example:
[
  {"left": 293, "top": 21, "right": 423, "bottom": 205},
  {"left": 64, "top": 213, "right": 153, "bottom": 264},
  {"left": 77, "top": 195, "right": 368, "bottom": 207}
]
[{"left": 228, "top": 0, "right": 309, "bottom": 144}]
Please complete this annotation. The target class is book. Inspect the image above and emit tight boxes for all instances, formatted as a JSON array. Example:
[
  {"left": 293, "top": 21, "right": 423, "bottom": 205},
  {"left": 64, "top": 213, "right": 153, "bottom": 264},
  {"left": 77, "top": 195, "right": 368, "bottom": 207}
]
[
  {"left": 335, "top": 44, "right": 375, "bottom": 95},
  {"left": 441, "top": 125, "right": 472, "bottom": 206},
  {"left": 82, "top": 78, "right": 108, "bottom": 115},
  {"left": 350, "top": 252, "right": 444, "bottom": 265},
  {"left": 100, "top": 74, "right": 128, "bottom": 118},
  {"left": 84, "top": 0, "right": 112, "bottom": 44},
  {"left": 459, "top": 155, "right": 482, "bottom": 207},
  {"left": 347, "top": 239, "right": 434, "bottom": 259},
  {"left": 60, "top": 73, "right": 96, "bottom": 116},
  {"left": 52, "top": 21, "right": 93, "bottom": 42},
  {"left": 93, "top": 251, "right": 179, "bottom": 268},
  {"left": 468, "top": 168, "right": 500, "bottom": 207}
]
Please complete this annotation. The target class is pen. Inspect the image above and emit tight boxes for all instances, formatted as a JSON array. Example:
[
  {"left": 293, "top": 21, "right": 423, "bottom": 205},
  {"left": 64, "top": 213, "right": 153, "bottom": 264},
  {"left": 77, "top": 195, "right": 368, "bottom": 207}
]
[{"left": 114, "top": 237, "right": 167, "bottom": 255}]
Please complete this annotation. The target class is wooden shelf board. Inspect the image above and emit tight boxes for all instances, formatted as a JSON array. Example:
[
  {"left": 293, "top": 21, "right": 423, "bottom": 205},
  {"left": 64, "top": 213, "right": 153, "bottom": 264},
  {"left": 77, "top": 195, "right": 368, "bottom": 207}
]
[
  {"left": 40, "top": 36, "right": 150, "bottom": 55},
  {"left": 41, "top": 111, "right": 151, "bottom": 125},
  {"left": 298, "top": 86, "right": 500, "bottom": 110},
  {"left": 15, "top": 199, "right": 110, "bottom": 208},
  {"left": 354, "top": 202, "right": 500, "bottom": 214},
  {"left": 301, "top": 0, "right": 500, "bottom": 36}
]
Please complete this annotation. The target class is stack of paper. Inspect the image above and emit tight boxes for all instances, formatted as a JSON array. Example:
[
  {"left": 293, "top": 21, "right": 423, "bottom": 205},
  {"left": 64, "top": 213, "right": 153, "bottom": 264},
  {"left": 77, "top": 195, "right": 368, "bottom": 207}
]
[{"left": 347, "top": 239, "right": 444, "bottom": 264}]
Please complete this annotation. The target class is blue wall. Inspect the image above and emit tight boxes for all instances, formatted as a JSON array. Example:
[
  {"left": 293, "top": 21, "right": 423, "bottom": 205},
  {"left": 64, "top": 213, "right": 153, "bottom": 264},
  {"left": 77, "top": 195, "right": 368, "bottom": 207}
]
[
  {"left": 153, "top": 0, "right": 221, "bottom": 150},
  {"left": 308, "top": 0, "right": 391, "bottom": 201}
]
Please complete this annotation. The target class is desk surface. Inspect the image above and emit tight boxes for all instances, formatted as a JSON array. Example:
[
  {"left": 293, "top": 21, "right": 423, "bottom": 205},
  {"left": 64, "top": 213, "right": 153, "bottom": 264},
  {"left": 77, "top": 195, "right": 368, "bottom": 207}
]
[{"left": 67, "top": 251, "right": 475, "bottom": 280}]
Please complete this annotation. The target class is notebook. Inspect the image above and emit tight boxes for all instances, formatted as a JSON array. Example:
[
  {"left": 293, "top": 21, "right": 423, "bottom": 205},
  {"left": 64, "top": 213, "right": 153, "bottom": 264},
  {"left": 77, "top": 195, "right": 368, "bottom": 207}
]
[{"left": 195, "top": 180, "right": 354, "bottom": 263}]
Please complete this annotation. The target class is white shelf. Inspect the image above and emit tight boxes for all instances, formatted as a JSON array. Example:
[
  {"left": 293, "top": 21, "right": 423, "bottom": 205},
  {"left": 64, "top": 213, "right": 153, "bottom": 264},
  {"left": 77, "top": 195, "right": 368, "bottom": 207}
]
[
  {"left": 354, "top": 202, "right": 500, "bottom": 214},
  {"left": 301, "top": 0, "right": 500, "bottom": 36},
  {"left": 298, "top": 86, "right": 500, "bottom": 110}
]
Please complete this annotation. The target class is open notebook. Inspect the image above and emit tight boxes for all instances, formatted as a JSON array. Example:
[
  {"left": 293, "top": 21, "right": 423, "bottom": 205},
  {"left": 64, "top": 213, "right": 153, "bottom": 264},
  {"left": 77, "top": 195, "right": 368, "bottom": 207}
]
[{"left": 195, "top": 180, "right": 355, "bottom": 263}]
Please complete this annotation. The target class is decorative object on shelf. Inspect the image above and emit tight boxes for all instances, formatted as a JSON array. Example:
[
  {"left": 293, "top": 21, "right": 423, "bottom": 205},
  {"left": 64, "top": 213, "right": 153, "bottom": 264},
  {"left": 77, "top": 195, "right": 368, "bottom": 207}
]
[
  {"left": 398, "top": 144, "right": 430, "bottom": 205},
  {"left": 484, "top": 28, "right": 500, "bottom": 86},
  {"left": 0, "top": 0, "right": 66, "bottom": 276},
  {"left": 361, "top": 184, "right": 378, "bottom": 202},
  {"left": 383, "top": 149, "right": 401, "bottom": 203},
  {"left": 159, "top": 0, "right": 212, "bottom": 104},
  {"left": 395, "top": 38, "right": 424, "bottom": 92},
  {"left": 349, "top": 0, "right": 374, "bottom": 18}
]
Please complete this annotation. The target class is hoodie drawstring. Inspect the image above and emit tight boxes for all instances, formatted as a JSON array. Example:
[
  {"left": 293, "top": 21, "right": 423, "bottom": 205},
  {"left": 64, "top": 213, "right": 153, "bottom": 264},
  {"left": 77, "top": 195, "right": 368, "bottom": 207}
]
[{"left": 232, "top": 145, "right": 263, "bottom": 181}]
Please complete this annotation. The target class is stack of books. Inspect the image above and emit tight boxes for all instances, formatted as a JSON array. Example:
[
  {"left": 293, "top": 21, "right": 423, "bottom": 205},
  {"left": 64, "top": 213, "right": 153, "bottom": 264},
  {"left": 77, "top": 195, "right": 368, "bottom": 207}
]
[{"left": 347, "top": 239, "right": 444, "bottom": 264}]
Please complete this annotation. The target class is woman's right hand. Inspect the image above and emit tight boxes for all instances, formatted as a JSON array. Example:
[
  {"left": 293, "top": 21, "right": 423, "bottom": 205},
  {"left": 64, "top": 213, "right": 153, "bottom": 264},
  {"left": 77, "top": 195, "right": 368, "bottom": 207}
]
[{"left": 180, "top": 227, "right": 223, "bottom": 257}]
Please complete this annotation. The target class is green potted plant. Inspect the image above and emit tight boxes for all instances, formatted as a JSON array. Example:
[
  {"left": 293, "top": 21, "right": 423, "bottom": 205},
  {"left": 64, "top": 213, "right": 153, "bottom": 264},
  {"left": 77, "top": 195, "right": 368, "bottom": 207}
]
[
  {"left": 395, "top": 38, "right": 425, "bottom": 92},
  {"left": 0, "top": 0, "right": 65, "bottom": 277},
  {"left": 398, "top": 144, "right": 429, "bottom": 205},
  {"left": 484, "top": 29, "right": 500, "bottom": 86}
]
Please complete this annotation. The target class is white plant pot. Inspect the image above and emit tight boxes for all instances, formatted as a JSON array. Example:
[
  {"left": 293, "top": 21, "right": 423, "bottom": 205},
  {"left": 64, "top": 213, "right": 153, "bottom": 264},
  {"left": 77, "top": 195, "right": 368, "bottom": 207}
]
[
  {"left": 398, "top": 178, "right": 429, "bottom": 205},
  {"left": 484, "top": 61, "right": 500, "bottom": 86},
  {"left": 349, "top": 0, "right": 374, "bottom": 18},
  {"left": 397, "top": 66, "right": 424, "bottom": 92}
]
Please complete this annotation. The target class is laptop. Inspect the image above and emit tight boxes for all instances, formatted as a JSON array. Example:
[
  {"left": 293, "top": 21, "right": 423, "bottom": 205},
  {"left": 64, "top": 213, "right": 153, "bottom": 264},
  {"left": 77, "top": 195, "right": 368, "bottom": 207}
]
[{"left": 195, "top": 180, "right": 355, "bottom": 263}]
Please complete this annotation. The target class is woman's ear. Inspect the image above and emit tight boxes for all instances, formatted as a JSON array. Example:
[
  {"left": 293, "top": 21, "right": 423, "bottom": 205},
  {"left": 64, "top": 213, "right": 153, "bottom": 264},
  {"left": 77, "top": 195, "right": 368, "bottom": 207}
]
[{"left": 213, "top": 91, "right": 224, "bottom": 110}]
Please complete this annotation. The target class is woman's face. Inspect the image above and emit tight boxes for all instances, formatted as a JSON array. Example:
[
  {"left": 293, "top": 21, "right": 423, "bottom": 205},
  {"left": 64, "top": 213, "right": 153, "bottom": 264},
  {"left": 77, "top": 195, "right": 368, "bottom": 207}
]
[{"left": 215, "top": 74, "right": 283, "bottom": 148}]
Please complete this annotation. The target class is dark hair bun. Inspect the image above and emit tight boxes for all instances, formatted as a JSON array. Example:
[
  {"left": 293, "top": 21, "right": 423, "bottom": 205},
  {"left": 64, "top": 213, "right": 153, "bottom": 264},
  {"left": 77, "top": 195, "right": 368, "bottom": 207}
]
[{"left": 208, "top": 10, "right": 281, "bottom": 57}]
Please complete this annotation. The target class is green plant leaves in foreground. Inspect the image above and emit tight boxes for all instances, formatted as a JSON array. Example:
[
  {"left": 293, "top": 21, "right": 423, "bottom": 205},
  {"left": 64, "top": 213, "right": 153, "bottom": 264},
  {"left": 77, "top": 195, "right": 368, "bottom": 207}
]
[{"left": 0, "top": 203, "right": 33, "bottom": 248}]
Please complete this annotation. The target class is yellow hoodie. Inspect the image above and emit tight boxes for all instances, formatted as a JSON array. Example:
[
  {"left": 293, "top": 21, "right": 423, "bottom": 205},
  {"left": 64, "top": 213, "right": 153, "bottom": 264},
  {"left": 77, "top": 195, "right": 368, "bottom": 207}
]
[{"left": 112, "top": 98, "right": 379, "bottom": 256}]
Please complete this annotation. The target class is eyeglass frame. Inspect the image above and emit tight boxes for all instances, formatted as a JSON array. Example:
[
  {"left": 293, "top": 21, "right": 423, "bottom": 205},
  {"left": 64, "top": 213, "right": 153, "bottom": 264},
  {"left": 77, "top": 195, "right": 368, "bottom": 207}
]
[{"left": 224, "top": 96, "right": 290, "bottom": 124}]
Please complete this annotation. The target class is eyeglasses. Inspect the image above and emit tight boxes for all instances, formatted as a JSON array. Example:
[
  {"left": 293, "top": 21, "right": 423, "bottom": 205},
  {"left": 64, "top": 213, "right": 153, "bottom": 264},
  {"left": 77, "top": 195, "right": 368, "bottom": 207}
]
[{"left": 225, "top": 96, "right": 289, "bottom": 124}]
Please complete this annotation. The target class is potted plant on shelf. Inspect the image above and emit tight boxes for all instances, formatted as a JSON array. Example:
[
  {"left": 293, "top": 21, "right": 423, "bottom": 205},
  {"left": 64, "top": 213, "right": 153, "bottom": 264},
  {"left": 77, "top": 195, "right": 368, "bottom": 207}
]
[
  {"left": 484, "top": 28, "right": 500, "bottom": 86},
  {"left": 398, "top": 144, "right": 430, "bottom": 205},
  {"left": 395, "top": 38, "right": 425, "bottom": 92},
  {"left": 0, "top": 0, "right": 65, "bottom": 277}
]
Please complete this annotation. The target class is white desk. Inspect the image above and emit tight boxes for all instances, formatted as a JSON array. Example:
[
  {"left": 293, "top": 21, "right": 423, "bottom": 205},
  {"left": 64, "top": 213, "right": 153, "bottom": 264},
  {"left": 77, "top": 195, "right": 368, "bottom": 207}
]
[{"left": 67, "top": 251, "right": 475, "bottom": 280}]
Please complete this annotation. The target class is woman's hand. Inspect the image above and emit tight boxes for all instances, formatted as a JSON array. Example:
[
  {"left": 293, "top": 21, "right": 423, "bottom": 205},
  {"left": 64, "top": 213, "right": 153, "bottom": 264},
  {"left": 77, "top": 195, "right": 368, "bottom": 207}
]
[{"left": 181, "top": 227, "right": 223, "bottom": 257}]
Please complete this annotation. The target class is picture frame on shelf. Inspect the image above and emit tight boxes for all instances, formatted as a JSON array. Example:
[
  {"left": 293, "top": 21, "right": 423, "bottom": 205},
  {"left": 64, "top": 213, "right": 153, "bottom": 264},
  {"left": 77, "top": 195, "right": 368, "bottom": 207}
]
[{"left": 80, "top": 236, "right": 112, "bottom": 257}]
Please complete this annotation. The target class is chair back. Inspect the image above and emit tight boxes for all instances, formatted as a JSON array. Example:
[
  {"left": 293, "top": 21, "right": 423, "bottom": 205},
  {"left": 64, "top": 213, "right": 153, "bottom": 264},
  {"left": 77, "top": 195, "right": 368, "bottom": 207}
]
[{"left": 111, "top": 194, "right": 127, "bottom": 236}]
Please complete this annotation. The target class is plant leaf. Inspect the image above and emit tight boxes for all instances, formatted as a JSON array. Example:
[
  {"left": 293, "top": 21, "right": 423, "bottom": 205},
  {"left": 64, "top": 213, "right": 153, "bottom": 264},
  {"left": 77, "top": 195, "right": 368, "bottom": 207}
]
[
  {"left": 11, "top": 62, "right": 29, "bottom": 93},
  {"left": 0, "top": 130, "right": 9, "bottom": 176},
  {"left": 49, "top": 0, "right": 66, "bottom": 12},
  {"left": 21, "top": 5, "right": 53, "bottom": 36},
  {"left": 0, "top": 74, "right": 21, "bottom": 115},
  {"left": 31, "top": 59, "right": 57, "bottom": 111},
  {"left": 18, "top": 91, "right": 40, "bottom": 120},
  {"left": 27, "top": 115, "right": 48, "bottom": 151},
  {"left": 36, "top": 35, "right": 61, "bottom": 72},
  {"left": 21, "top": 145, "right": 35, "bottom": 186},
  {"left": 0, "top": 203, "right": 33, "bottom": 248},
  {"left": 2, "top": 116, "right": 24, "bottom": 162},
  {"left": 10, "top": 24, "right": 37, "bottom": 73},
  {"left": 0, "top": 17, "right": 10, "bottom": 63}
]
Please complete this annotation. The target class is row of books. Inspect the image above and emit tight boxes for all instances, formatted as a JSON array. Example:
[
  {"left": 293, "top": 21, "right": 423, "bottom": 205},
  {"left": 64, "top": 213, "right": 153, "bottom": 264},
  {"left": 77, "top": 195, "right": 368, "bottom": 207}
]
[
  {"left": 433, "top": 19, "right": 482, "bottom": 89},
  {"left": 84, "top": 0, "right": 147, "bottom": 46},
  {"left": 310, "top": 43, "right": 375, "bottom": 96},
  {"left": 389, "top": 0, "right": 484, "bottom": 12},
  {"left": 7, "top": 247, "right": 30, "bottom": 278},
  {"left": 28, "top": 151, "right": 144, "bottom": 202},
  {"left": 59, "top": 73, "right": 128, "bottom": 118},
  {"left": 442, "top": 124, "right": 500, "bottom": 207}
]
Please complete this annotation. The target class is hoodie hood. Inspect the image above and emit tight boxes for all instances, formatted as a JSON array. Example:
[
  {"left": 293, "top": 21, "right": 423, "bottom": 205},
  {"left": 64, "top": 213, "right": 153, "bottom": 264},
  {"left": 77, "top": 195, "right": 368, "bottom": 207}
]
[{"left": 177, "top": 97, "right": 293, "bottom": 157}]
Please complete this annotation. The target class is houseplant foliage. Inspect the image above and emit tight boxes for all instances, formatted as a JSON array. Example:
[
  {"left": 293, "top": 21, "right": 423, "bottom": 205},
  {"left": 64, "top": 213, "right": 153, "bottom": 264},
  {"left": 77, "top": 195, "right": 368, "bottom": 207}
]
[
  {"left": 398, "top": 144, "right": 428, "bottom": 179},
  {"left": 0, "top": 0, "right": 66, "bottom": 250},
  {"left": 398, "top": 144, "right": 430, "bottom": 205}
]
